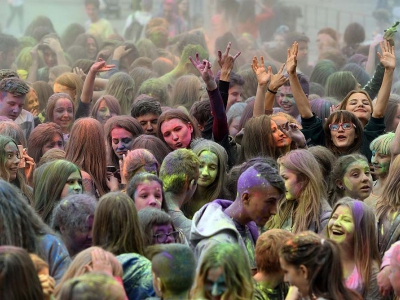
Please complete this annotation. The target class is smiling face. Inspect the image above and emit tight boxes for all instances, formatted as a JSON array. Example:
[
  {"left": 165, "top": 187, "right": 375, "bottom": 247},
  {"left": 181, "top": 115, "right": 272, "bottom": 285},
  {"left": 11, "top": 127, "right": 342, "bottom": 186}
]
[
  {"left": 205, "top": 266, "right": 227, "bottom": 300},
  {"left": 160, "top": 118, "right": 193, "bottom": 150},
  {"left": 275, "top": 86, "right": 299, "bottom": 117},
  {"left": 338, "top": 160, "right": 373, "bottom": 200},
  {"left": 86, "top": 37, "right": 97, "bottom": 59},
  {"left": 371, "top": 151, "right": 391, "bottom": 177},
  {"left": 53, "top": 98, "right": 74, "bottom": 132},
  {"left": 3, "top": 142, "right": 20, "bottom": 182},
  {"left": 111, "top": 127, "right": 134, "bottom": 159},
  {"left": 327, "top": 205, "right": 355, "bottom": 247},
  {"left": 272, "top": 115, "right": 292, "bottom": 145},
  {"left": 345, "top": 92, "right": 372, "bottom": 124},
  {"left": 60, "top": 170, "right": 83, "bottom": 199},
  {"left": 133, "top": 180, "right": 163, "bottom": 211},
  {"left": 198, "top": 150, "right": 218, "bottom": 188},
  {"left": 279, "top": 165, "right": 303, "bottom": 201}
]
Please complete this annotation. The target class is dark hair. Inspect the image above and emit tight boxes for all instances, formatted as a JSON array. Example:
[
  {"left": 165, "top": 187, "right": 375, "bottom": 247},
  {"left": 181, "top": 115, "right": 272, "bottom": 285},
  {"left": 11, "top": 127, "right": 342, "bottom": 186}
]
[
  {"left": 344, "top": 22, "right": 365, "bottom": 45},
  {"left": 189, "top": 99, "right": 211, "bottom": 127},
  {"left": 281, "top": 231, "right": 361, "bottom": 300},
  {"left": 309, "top": 83, "right": 325, "bottom": 97},
  {"left": 61, "top": 23, "right": 86, "bottom": 50},
  {"left": 383, "top": 96, "right": 400, "bottom": 132},
  {"left": 84, "top": 0, "right": 100, "bottom": 9},
  {"left": 0, "top": 246, "right": 44, "bottom": 300},
  {"left": 341, "top": 63, "right": 370, "bottom": 87},
  {"left": 131, "top": 96, "right": 162, "bottom": 118},
  {"left": 92, "top": 192, "right": 145, "bottom": 256},
  {"left": 317, "top": 27, "right": 338, "bottom": 41},
  {"left": 32, "top": 81, "right": 54, "bottom": 112},
  {"left": 285, "top": 32, "right": 310, "bottom": 47},
  {"left": 323, "top": 110, "right": 363, "bottom": 156},
  {"left": 283, "top": 73, "right": 310, "bottom": 96},
  {"left": 0, "top": 69, "right": 19, "bottom": 80},
  {"left": 71, "top": 59, "right": 95, "bottom": 74}
]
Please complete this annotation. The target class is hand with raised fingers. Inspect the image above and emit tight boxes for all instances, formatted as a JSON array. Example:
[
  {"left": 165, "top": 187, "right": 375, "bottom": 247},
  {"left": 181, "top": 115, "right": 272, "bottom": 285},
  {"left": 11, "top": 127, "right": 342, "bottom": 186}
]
[
  {"left": 189, "top": 54, "right": 215, "bottom": 86},
  {"left": 269, "top": 63, "right": 288, "bottom": 91},
  {"left": 30, "top": 44, "right": 39, "bottom": 61},
  {"left": 378, "top": 39, "right": 396, "bottom": 70},
  {"left": 85, "top": 248, "right": 114, "bottom": 276},
  {"left": 22, "top": 149, "right": 35, "bottom": 186},
  {"left": 218, "top": 42, "right": 241, "bottom": 68},
  {"left": 279, "top": 122, "right": 307, "bottom": 147},
  {"left": 39, "top": 274, "right": 55, "bottom": 300},
  {"left": 90, "top": 58, "right": 115, "bottom": 74},
  {"left": 252, "top": 56, "right": 271, "bottom": 86},
  {"left": 286, "top": 42, "right": 298, "bottom": 75}
]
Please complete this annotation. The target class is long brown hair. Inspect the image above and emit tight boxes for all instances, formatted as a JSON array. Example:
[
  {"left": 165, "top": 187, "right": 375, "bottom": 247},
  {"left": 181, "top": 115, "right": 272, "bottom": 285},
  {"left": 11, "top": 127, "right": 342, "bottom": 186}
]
[
  {"left": 92, "top": 192, "right": 145, "bottom": 256},
  {"left": 65, "top": 118, "right": 109, "bottom": 196},
  {"left": 28, "top": 122, "right": 63, "bottom": 164},
  {"left": 267, "top": 149, "right": 326, "bottom": 233}
]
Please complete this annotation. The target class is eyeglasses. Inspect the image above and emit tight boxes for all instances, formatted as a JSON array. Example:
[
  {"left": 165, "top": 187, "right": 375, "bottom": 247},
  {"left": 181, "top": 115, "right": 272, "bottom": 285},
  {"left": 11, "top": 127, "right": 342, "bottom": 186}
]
[
  {"left": 328, "top": 123, "right": 356, "bottom": 131},
  {"left": 153, "top": 231, "right": 180, "bottom": 243}
]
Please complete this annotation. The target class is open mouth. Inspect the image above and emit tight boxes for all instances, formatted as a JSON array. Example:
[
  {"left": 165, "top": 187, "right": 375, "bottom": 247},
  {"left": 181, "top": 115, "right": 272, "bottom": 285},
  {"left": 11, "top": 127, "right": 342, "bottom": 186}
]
[
  {"left": 331, "top": 229, "right": 344, "bottom": 236},
  {"left": 360, "top": 185, "right": 371, "bottom": 192},
  {"left": 337, "top": 135, "right": 347, "bottom": 141},
  {"left": 175, "top": 142, "right": 183, "bottom": 148}
]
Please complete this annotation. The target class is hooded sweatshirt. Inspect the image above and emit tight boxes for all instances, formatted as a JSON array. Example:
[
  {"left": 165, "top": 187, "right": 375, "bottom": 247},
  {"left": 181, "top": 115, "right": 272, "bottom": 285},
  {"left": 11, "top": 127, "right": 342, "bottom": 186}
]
[{"left": 190, "top": 199, "right": 259, "bottom": 269}]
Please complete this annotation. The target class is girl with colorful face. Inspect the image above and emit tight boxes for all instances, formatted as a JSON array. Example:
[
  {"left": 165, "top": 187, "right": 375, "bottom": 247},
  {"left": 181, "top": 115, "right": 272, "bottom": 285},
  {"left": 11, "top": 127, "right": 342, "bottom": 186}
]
[
  {"left": 133, "top": 179, "right": 163, "bottom": 211},
  {"left": 96, "top": 99, "right": 118, "bottom": 125},
  {"left": 197, "top": 150, "right": 219, "bottom": 189},
  {"left": 151, "top": 222, "right": 179, "bottom": 245},
  {"left": 52, "top": 97, "right": 74, "bottom": 134},
  {"left": 160, "top": 118, "right": 193, "bottom": 150}
]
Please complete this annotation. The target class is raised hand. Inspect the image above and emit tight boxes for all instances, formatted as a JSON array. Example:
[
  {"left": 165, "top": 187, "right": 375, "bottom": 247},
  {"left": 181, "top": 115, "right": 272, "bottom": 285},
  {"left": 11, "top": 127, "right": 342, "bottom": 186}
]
[
  {"left": 269, "top": 63, "right": 289, "bottom": 91},
  {"left": 113, "top": 45, "right": 133, "bottom": 60},
  {"left": 42, "top": 38, "right": 63, "bottom": 53},
  {"left": 279, "top": 122, "right": 307, "bottom": 147},
  {"left": 30, "top": 44, "right": 39, "bottom": 61},
  {"left": 90, "top": 58, "right": 115, "bottom": 73},
  {"left": 251, "top": 56, "right": 271, "bottom": 86},
  {"left": 378, "top": 40, "right": 396, "bottom": 70},
  {"left": 286, "top": 42, "right": 298, "bottom": 75},
  {"left": 84, "top": 248, "right": 113, "bottom": 276},
  {"left": 189, "top": 53, "right": 215, "bottom": 86},
  {"left": 217, "top": 42, "right": 241, "bottom": 68}
]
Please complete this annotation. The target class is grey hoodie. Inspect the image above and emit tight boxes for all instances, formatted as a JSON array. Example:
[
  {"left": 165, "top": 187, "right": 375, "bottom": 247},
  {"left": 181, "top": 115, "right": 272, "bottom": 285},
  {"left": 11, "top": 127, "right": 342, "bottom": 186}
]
[{"left": 190, "top": 199, "right": 258, "bottom": 269}]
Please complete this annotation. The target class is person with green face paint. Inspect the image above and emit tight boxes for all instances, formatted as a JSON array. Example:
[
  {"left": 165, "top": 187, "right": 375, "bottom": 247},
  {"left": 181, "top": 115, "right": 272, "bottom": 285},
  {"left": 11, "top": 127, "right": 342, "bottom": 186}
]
[
  {"left": 181, "top": 140, "right": 228, "bottom": 219},
  {"left": 365, "top": 132, "right": 395, "bottom": 209},
  {"left": 330, "top": 154, "right": 373, "bottom": 205},
  {"left": 326, "top": 198, "right": 381, "bottom": 299}
]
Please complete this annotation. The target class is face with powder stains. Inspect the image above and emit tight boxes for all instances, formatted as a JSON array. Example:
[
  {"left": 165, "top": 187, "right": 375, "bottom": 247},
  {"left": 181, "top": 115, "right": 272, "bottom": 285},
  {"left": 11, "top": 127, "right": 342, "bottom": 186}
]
[
  {"left": 111, "top": 127, "right": 134, "bottom": 159},
  {"left": 279, "top": 257, "right": 309, "bottom": 297},
  {"left": 371, "top": 151, "right": 391, "bottom": 177},
  {"left": 151, "top": 223, "right": 177, "bottom": 245},
  {"left": 272, "top": 115, "right": 292, "bottom": 145},
  {"left": 134, "top": 180, "right": 163, "bottom": 211},
  {"left": 62, "top": 215, "right": 93, "bottom": 256},
  {"left": 198, "top": 150, "right": 218, "bottom": 188},
  {"left": 96, "top": 100, "right": 117, "bottom": 125},
  {"left": 275, "top": 86, "right": 299, "bottom": 117},
  {"left": 279, "top": 165, "right": 303, "bottom": 201},
  {"left": 205, "top": 266, "right": 227, "bottom": 300},
  {"left": 160, "top": 118, "right": 193, "bottom": 150},
  {"left": 327, "top": 205, "right": 355, "bottom": 246},
  {"left": 60, "top": 170, "right": 83, "bottom": 199},
  {"left": 338, "top": 160, "right": 372, "bottom": 200}
]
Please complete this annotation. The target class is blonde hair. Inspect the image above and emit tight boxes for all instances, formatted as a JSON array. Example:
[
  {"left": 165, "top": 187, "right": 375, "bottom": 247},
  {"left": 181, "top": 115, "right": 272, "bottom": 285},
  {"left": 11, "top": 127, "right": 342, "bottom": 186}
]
[{"left": 54, "top": 72, "right": 84, "bottom": 107}]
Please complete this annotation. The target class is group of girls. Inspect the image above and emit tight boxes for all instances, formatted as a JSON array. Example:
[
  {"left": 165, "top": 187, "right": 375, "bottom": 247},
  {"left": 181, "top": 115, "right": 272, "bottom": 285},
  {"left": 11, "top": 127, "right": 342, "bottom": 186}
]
[{"left": 4, "top": 10, "right": 400, "bottom": 300}]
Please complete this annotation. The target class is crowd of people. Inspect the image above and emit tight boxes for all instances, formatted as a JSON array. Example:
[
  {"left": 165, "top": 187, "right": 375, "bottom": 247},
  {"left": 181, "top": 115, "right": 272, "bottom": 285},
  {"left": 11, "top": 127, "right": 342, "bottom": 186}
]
[{"left": 2, "top": 0, "right": 400, "bottom": 299}]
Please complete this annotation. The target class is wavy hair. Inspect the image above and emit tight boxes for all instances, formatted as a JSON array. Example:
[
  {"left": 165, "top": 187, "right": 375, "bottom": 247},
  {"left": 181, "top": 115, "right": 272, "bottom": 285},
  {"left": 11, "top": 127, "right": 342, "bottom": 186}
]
[
  {"left": 28, "top": 122, "right": 63, "bottom": 164},
  {"left": 104, "top": 72, "right": 135, "bottom": 115}
]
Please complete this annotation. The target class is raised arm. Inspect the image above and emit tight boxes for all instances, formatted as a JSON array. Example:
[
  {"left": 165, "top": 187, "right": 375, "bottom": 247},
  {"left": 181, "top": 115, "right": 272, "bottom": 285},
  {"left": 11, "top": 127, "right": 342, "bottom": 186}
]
[
  {"left": 81, "top": 59, "right": 115, "bottom": 104},
  {"left": 264, "top": 63, "right": 288, "bottom": 115},
  {"left": 286, "top": 42, "right": 313, "bottom": 119},
  {"left": 251, "top": 56, "right": 271, "bottom": 117},
  {"left": 372, "top": 40, "right": 395, "bottom": 118}
]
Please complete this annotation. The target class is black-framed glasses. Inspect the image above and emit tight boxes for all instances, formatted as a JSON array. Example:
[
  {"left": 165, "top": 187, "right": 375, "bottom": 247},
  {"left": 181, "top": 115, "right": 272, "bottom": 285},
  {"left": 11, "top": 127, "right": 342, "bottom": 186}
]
[
  {"left": 329, "top": 122, "right": 356, "bottom": 131},
  {"left": 153, "top": 231, "right": 180, "bottom": 243}
]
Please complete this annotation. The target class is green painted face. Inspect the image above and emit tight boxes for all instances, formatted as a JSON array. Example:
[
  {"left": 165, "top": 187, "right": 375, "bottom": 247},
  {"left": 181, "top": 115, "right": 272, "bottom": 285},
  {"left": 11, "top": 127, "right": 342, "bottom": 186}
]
[
  {"left": 197, "top": 150, "right": 218, "bottom": 188},
  {"left": 327, "top": 205, "right": 355, "bottom": 245},
  {"left": 371, "top": 151, "right": 391, "bottom": 177},
  {"left": 341, "top": 160, "right": 373, "bottom": 201}
]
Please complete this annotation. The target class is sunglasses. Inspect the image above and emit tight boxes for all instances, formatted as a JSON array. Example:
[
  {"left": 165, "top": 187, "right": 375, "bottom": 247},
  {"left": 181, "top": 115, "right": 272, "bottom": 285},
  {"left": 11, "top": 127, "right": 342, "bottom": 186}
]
[{"left": 328, "top": 122, "right": 356, "bottom": 131}]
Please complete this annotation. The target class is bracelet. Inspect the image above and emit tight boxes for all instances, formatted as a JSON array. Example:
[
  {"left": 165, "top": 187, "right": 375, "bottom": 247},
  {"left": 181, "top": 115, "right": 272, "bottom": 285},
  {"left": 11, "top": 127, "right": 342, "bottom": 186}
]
[{"left": 267, "top": 88, "right": 277, "bottom": 94}]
